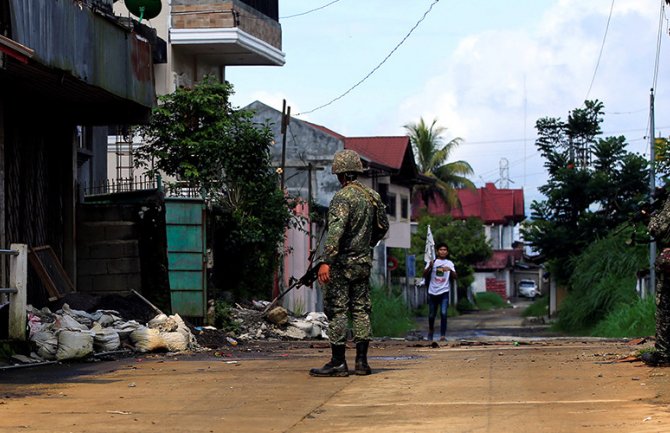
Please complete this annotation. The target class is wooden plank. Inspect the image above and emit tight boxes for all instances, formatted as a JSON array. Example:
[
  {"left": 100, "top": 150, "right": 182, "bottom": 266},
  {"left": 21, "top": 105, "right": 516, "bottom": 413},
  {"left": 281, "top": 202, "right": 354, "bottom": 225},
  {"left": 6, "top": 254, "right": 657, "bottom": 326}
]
[
  {"left": 166, "top": 225, "right": 202, "bottom": 252},
  {"left": 168, "top": 270, "right": 203, "bottom": 291},
  {"left": 170, "top": 291, "right": 204, "bottom": 317},
  {"left": 28, "top": 245, "right": 75, "bottom": 300}
]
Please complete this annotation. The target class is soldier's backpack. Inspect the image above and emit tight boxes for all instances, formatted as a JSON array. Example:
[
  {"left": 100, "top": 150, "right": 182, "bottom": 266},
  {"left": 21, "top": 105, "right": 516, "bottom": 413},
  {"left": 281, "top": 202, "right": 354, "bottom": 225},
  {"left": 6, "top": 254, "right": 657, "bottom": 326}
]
[{"left": 347, "top": 182, "right": 389, "bottom": 246}]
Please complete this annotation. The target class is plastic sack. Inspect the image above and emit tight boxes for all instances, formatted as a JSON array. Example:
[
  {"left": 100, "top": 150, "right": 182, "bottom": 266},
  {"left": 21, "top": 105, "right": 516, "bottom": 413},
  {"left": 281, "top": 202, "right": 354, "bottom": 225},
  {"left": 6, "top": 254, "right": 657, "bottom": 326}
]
[
  {"left": 31, "top": 330, "right": 58, "bottom": 360},
  {"left": 130, "top": 327, "right": 168, "bottom": 352},
  {"left": 91, "top": 323, "right": 121, "bottom": 352},
  {"left": 56, "top": 329, "right": 94, "bottom": 360}
]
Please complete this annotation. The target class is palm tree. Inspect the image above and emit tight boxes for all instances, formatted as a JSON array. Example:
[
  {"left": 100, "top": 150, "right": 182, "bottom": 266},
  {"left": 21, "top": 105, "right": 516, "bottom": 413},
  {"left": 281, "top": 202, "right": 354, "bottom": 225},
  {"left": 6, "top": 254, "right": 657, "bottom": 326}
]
[{"left": 404, "top": 117, "right": 475, "bottom": 209}]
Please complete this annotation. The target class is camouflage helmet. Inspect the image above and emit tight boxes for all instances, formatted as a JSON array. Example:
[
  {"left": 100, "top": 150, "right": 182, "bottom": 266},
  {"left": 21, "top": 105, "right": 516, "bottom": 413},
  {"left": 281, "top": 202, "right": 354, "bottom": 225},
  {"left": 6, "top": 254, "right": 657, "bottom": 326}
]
[{"left": 332, "top": 149, "right": 364, "bottom": 174}]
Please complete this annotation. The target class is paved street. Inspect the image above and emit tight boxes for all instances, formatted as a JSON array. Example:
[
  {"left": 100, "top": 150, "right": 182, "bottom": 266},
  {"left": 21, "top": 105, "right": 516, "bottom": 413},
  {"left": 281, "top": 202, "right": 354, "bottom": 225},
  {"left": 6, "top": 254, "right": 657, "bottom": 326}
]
[{"left": 1, "top": 303, "right": 669, "bottom": 433}]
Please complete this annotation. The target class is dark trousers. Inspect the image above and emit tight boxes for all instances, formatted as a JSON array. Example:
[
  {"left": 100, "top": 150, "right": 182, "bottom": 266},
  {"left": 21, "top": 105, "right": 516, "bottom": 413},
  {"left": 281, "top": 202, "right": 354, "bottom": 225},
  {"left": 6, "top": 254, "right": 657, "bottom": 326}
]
[{"left": 428, "top": 292, "right": 449, "bottom": 337}]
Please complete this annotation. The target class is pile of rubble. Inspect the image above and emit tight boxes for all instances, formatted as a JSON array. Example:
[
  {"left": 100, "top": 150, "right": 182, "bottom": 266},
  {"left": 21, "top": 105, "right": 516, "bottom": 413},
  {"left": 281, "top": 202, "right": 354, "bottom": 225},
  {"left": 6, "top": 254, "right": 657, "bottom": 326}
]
[
  {"left": 227, "top": 302, "right": 329, "bottom": 342},
  {"left": 23, "top": 303, "right": 198, "bottom": 362},
  {"left": 4, "top": 297, "right": 330, "bottom": 367}
]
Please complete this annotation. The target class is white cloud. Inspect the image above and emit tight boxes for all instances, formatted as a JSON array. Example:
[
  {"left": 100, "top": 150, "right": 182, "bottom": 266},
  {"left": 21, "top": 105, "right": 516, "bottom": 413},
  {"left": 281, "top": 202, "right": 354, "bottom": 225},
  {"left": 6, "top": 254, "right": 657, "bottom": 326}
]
[{"left": 396, "top": 0, "right": 665, "bottom": 195}]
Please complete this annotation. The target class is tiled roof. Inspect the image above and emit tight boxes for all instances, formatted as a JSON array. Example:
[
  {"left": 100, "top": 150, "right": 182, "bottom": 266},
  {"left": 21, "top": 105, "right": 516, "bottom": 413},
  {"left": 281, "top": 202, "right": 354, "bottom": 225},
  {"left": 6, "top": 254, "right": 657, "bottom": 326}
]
[
  {"left": 344, "top": 136, "right": 410, "bottom": 170},
  {"left": 303, "top": 120, "right": 412, "bottom": 172},
  {"left": 416, "top": 183, "right": 525, "bottom": 224}
]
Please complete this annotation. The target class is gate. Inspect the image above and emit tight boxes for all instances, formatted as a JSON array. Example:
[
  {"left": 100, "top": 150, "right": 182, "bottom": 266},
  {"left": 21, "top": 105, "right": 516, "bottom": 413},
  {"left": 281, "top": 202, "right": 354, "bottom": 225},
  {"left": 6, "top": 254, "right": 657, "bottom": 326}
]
[{"left": 164, "top": 198, "right": 206, "bottom": 319}]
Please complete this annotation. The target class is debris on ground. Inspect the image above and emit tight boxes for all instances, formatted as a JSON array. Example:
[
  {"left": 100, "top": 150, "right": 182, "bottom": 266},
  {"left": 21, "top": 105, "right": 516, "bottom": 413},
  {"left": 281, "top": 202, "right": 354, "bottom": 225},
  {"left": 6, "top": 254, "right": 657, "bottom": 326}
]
[
  {"left": 192, "top": 303, "right": 329, "bottom": 349},
  {"left": 17, "top": 302, "right": 200, "bottom": 365},
  {"left": 5, "top": 293, "right": 332, "bottom": 368}
]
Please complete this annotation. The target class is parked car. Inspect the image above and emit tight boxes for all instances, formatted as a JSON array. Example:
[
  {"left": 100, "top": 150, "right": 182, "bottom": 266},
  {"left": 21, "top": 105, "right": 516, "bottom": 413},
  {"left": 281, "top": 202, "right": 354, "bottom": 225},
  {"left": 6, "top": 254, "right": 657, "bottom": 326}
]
[{"left": 517, "top": 279, "right": 539, "bottom": 300}]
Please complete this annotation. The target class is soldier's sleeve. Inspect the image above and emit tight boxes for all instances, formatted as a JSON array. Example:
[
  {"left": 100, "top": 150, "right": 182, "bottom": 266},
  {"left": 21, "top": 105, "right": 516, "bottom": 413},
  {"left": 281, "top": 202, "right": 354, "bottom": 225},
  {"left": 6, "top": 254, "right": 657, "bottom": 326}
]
[{"left": 321, "top": 194, "right": 349, "bottom": 264}]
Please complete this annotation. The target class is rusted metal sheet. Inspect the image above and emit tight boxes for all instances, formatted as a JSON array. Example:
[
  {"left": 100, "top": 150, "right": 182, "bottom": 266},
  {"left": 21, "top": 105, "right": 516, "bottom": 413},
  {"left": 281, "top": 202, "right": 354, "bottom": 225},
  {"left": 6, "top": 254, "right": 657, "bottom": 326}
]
[{"left": 9, "top": 0, "right": 154, "bottom": 108}]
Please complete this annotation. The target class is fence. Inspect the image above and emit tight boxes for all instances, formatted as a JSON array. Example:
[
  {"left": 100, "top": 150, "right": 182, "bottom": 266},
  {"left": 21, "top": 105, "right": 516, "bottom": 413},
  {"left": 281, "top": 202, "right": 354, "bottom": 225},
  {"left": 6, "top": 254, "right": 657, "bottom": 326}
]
[
  {"left": 0, "top": 244, "right": 28, "bottom": 340},
  {"left": 390, "top": 276, "right": 427, "bottom": 311},
  {"left": 82, "top": 176, "right": 158, "bottom": 196}
]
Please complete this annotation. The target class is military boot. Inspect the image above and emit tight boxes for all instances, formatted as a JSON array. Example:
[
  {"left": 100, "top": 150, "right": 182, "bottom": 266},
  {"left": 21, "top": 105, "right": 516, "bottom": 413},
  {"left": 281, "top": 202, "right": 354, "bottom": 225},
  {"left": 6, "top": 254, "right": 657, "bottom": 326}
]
[
  {"left": 309, "top": 344, "right": 349, "bottom": 377},
  {"left": 354, "top": 341, "right": 372, "bottom": 375}
]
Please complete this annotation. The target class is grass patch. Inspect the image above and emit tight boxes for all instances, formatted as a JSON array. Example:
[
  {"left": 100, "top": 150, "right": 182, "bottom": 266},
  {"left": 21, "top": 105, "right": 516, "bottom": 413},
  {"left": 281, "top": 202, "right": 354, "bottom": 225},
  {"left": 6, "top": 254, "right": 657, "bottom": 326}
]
[
  {"left": 370, "top": 283, "right": 415, "bottom": 337},
  {"left": 557, "top": 225, "right": 648, "bottom": 333},
  {"left": 590, "top": 296, "right": 655, "bottom": 338},
  {"left": 523, "top": 296, "right": 549, "bottom": 317},
  {"left": 474, "top": 292, "right": 507, "bottom": 311}
]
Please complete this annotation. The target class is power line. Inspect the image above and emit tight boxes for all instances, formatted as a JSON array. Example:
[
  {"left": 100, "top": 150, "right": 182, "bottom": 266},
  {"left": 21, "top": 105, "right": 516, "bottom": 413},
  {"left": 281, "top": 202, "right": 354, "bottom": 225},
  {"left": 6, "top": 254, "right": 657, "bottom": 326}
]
[
  {"left": 652, "top": 0, "right": 665, "bottom": 91},
  {"left": 280, "top": 0, "right": 342, "bottom": 19},
  {"left": 584, "top": 0, "right": 615, "bottom": 102},
  {"left": 295, "top": 0, "right": 440, "bottom": 116}
]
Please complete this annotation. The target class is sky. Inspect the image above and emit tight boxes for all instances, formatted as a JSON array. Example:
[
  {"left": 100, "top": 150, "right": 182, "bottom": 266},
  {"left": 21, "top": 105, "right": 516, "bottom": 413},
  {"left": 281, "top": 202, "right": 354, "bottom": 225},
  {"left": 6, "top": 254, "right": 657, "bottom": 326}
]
[{"left": 226, "top": 0, "right": 670, "bottom": 210}]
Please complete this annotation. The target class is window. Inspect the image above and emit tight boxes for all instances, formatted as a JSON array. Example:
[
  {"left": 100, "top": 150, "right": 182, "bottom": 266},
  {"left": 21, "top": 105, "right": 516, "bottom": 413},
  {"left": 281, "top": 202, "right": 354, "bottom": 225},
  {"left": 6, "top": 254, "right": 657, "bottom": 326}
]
[
  {"left": 386, "top": 192, "right": 397, "bottom": 218},
  {"left": 400, "top": 196, "right": 409, "bottom": 220}
]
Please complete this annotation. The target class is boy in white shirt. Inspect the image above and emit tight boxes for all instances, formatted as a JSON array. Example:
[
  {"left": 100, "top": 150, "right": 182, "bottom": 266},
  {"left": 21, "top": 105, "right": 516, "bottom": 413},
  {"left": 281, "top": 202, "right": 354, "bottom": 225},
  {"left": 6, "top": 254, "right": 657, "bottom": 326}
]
[{"left": 422, "top": 242, "right": 457, "bottom": 341}]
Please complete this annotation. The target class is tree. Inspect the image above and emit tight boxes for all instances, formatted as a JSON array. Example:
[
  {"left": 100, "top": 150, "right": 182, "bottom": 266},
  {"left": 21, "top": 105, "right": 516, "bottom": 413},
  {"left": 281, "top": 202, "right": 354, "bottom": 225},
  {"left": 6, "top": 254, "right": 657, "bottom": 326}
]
[
  {"left": 404, "top": 118, "right": 475, "bottom": 209},
  {"left": 521, "top": 100, "right": 649, "bottom": 283},
  {"left": 136, "top": 78, "right": 291, "bottom": 300},
  {"left": 411, "top": 214, "right": 492, "bottom": 300}
]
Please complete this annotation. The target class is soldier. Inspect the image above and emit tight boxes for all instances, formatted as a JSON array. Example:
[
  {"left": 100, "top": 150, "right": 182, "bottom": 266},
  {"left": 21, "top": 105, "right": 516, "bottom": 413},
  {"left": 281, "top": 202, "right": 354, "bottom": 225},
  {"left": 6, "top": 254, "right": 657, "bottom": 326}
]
[
  {"left": 310, "top": 149, "right": 389, "bottom": 377},
  {"left": 645, "top": 193, "right": 670, "bottom": 365}
]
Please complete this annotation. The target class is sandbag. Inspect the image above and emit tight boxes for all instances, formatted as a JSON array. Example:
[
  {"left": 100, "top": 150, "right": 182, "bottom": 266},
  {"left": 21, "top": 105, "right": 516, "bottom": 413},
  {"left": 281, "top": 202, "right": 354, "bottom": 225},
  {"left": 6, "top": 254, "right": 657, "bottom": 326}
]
[
  {"left": 31, "top": 330, "right": 58, "bottom": 360},
  {"left": 91, "top": 323, "right": 121, "bottom": 352},
  {"left": 53, "top": 314, "right": 88, "bottom": 331},
  {"left": 56, "top": 329, "right": 94, "bottom": 360},
  {"left": 130, "top": 327, "right": 168, "bottom": 352}
]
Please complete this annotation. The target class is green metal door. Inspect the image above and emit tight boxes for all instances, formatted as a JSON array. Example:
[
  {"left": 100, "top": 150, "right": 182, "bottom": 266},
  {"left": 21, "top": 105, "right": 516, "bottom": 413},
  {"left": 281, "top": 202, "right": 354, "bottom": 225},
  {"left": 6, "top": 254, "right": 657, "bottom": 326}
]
[{"left": 165, "top": 198, "right": 206, "bottom": 318}]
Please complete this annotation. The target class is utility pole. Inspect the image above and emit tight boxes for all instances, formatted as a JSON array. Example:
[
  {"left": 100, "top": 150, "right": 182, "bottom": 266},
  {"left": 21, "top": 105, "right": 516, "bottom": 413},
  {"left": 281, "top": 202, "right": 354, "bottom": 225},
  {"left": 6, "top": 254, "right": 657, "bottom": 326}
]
[
  {"left": 649, "top": 88, "right": 656, "bottom": 297},
  {"left": 280, "top": 99, "right": 291, "bottom": 191}
]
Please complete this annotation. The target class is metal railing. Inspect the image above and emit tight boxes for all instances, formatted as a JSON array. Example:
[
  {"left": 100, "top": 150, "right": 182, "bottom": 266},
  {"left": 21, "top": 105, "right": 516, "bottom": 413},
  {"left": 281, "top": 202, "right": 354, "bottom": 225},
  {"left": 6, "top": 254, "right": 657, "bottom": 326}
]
[
  {"left": 82, "top": 176, "right": 158, "bottom": 197},
  {"left": 0, "top": 244, "right": 28, "bottom": 341}
]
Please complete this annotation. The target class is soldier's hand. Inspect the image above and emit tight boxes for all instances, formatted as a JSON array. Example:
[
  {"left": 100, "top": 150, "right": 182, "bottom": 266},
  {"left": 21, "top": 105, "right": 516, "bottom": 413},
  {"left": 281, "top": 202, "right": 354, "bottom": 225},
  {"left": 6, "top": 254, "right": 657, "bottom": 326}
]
[{"left": 318, "top": 263, "right": 331, "bottom": 284}]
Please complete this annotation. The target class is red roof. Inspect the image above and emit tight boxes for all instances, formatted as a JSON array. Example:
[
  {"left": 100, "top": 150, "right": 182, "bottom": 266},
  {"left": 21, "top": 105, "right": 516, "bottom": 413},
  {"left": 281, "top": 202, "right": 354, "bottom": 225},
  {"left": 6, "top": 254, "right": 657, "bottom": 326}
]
[
  {"left": 416, "top": 183, "right": 525, "bottom": 224},
  {"left": 303, "top": 120, "right": 412, "bottom": 171},
  {"left": 344, "top": 136, "right": 410, "bottom": 170}
]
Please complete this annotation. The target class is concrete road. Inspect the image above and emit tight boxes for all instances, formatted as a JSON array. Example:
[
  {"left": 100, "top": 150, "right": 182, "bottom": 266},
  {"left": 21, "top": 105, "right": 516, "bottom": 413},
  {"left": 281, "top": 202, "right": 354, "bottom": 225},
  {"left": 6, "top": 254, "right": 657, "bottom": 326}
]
[{"left": 1, "top": 305, "right": 669, "bottom": 433}]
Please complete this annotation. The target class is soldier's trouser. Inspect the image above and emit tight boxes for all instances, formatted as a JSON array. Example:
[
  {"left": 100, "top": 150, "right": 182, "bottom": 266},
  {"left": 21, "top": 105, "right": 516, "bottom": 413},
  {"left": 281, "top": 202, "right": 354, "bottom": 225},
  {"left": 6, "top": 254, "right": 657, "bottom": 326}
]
[{"left": 324, "top": 263, "right": 372, "bottom": 345}]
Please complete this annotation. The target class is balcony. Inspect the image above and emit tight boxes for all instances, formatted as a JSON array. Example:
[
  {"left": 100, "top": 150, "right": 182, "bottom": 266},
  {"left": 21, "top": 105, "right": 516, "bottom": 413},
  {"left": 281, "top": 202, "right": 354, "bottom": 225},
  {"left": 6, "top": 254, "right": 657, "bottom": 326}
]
[{"left": 170, "top": 0, "right": 284, "bottom": 67}]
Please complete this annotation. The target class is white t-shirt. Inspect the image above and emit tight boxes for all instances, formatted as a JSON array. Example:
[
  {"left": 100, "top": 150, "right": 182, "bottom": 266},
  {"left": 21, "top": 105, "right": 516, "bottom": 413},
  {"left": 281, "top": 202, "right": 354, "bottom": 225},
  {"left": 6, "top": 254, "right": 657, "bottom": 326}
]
[{"left": 427, "top": 258, "right": 455, "bottom": 296}]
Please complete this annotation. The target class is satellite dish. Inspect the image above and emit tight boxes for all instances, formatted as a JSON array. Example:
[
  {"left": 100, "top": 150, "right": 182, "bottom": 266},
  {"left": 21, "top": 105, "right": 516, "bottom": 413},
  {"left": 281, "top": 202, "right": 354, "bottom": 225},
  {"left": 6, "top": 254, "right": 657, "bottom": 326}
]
[{"left": 125, "top": 0, "right": 162, "bottom": 22}]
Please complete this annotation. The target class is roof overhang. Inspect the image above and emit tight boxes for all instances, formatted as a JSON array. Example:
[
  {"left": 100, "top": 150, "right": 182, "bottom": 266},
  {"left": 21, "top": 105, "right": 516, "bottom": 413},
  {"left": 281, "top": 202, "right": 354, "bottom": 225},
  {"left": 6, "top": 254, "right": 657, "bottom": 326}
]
[{"left": 170, "top": 28, "right": 285, "bottom": 66}]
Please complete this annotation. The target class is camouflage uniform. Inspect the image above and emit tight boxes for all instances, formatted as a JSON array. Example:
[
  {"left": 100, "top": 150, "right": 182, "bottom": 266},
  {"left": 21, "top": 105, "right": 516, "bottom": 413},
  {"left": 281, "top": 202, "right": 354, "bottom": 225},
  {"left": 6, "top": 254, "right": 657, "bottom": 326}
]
[
  {"left": 320, "top": 179, "right": 388, "bottom": 345},
  {"left": 648, "top": 198, "right": 670, "bottom": 362}
]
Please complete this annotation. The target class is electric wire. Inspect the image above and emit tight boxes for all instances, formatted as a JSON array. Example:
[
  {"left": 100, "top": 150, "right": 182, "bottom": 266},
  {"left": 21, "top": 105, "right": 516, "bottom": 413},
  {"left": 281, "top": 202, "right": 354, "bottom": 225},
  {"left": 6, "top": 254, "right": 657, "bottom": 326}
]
[
  {"left": 295, "top": 0, "right": 440, "bottom": 116},
  {"left": 652, "top": 0, "right": 665, "bottom": 92},
  {"left": 584, "top": 0, "right": 615, "bottom": 102},
  {"left": 280, "top": 0, "right": 342, "bottom": 19}
]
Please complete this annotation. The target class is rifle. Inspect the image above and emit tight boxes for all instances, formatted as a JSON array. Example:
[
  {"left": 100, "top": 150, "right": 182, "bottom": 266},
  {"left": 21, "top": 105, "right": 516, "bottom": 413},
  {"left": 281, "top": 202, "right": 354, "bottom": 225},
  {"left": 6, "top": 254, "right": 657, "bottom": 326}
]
[{"left": 262, "top": 261, "right": 323, "bottom": 314}]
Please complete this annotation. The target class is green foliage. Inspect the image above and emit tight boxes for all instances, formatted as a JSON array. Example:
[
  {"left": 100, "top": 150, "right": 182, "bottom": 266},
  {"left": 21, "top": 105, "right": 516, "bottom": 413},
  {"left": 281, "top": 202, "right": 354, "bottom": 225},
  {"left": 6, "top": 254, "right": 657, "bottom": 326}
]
[
  {"left": 457, "top": 297, "right": 477, "bottom": 312},
  {"left": 370, "top": 283, "right": 415, "bottom": 337},
  {"left": 556, "top": 225, "right": 648, "bottom": 333},
  {"left": 411, "top": 214, "right": 492, "bottom": 294},
  {"left": 474, "top": 292, "right": 507, "bottom": 311},
  {"left": 591, "top": 296, "right": 655, "bottom": 338},
  {"left": 136, "top": 78, "right": 291, "bottom": 300},
  {"left": 522, "top": 296, "right": 549, "bottom": 317},
  {"left": 213, "top": 300, "right": 241, "bottom": 333},
  {"left": 521, "top": 100, "right": 649, "bottom": 284},
  {"left": 404, "top": 117, "right": 475, "bottom": 209}
]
